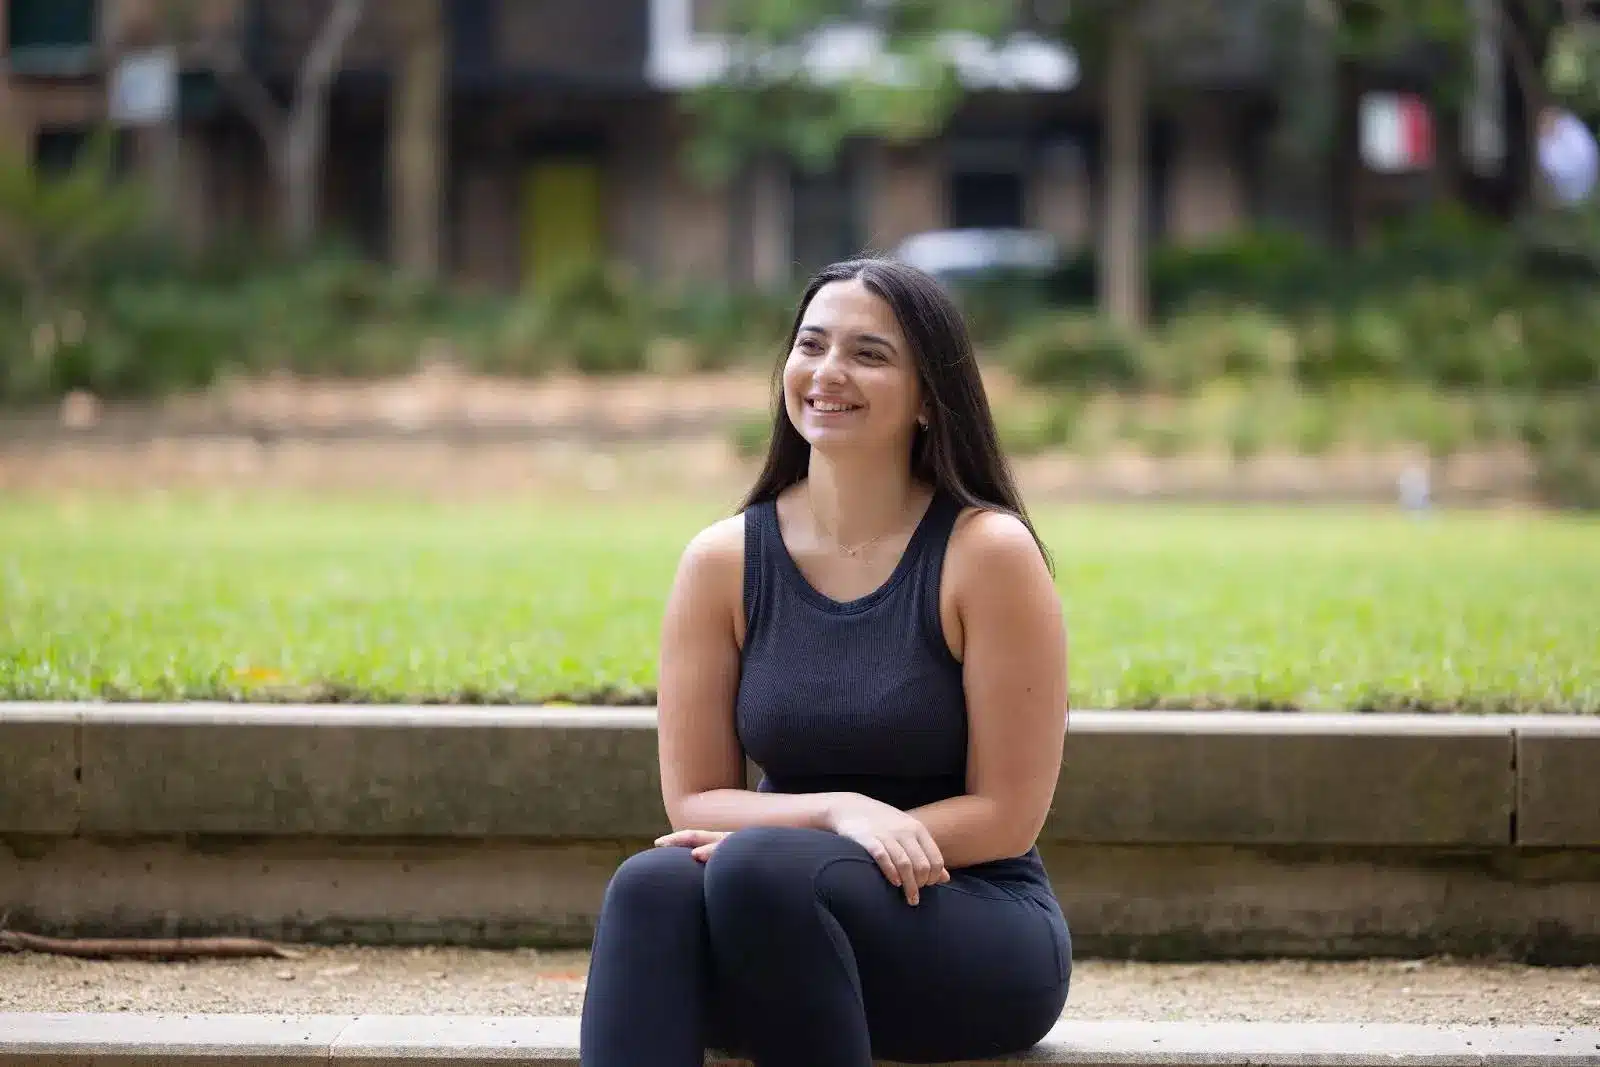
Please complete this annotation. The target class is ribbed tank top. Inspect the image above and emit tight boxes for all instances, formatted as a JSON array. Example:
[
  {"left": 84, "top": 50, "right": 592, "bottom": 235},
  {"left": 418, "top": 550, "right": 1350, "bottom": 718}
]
[{"left": 734, "top": 486, "right": 1054, "bottom": 898}]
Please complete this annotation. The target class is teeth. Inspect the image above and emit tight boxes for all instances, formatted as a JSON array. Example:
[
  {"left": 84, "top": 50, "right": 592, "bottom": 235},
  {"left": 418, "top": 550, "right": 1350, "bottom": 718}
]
[{"left": 811, "top": 401, "right": 855, "bottom": 412}]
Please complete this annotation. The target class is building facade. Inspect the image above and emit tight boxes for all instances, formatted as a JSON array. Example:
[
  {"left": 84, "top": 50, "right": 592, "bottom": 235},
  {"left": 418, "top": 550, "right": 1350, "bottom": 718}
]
[{"left": 1, "top": 0, "right": 1290, "bottom": 293}]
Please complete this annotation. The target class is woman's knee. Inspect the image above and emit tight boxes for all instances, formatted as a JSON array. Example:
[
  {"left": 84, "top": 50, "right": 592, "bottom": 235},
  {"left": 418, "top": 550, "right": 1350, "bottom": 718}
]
[
  {"left": 599, "top": 844, "right": 706, "bottom": 918},
  {"left": 703, "top": 826, "right": 858, "bottom": 911}
]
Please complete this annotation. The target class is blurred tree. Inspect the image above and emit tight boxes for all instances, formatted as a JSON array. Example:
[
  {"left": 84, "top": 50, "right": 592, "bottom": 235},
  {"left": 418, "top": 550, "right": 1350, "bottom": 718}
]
[
  {"left": 160, "top": 0, "right": 367, "bottom": 252},
  {"left": 685, "top": 0, "right": 1281, "bottom": 330},
  {"left": 686, "top": 0, "right": 1600, "bottom": 329},
  {"left": 390, "top": 0, "right": 445, "bottom": 281}
]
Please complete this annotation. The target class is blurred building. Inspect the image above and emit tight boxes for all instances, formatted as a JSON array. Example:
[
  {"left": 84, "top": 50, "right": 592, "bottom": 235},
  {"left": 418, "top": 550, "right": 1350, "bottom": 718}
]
[{"left": 0, "top": 0, "right": 1502, "bottom": 292}]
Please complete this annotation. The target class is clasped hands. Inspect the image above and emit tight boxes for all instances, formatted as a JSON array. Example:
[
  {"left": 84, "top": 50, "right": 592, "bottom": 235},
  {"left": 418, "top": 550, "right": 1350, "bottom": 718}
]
[{"left": 655, "top": 793, "right": 950, "bottom": 906}]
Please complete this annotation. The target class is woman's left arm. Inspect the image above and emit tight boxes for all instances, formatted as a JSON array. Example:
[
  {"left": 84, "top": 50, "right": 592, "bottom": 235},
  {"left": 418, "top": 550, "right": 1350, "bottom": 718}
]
[{"left": 908, "top": 510, "right": 1068, "bottom": 868}]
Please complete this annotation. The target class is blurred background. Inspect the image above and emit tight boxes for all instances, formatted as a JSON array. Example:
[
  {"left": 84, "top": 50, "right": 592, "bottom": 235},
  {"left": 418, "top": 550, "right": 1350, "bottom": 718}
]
[{"left": 0, "top": 0, "right": 1595, "bottom": 510}]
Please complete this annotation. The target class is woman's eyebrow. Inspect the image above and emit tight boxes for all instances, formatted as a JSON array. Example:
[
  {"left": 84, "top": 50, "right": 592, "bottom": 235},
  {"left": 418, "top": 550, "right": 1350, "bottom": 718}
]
[{"left": 797, "top": 324, "right": 897, "bottom": 349}]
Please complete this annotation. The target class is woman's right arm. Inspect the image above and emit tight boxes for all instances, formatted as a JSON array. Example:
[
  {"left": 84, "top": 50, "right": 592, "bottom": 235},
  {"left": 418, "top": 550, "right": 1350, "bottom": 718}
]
[{"left": 656, "top": 516, "right": 838, "bottom": 833}]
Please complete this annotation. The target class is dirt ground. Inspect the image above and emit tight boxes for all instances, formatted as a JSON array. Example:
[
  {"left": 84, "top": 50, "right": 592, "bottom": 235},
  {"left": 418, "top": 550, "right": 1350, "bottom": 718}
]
[
  {"left": 2, "top": 947, "right": 1597, "bottom": 1025},
  {"left": 2, "top": 368, "right": 1539, "bottom": 505}
]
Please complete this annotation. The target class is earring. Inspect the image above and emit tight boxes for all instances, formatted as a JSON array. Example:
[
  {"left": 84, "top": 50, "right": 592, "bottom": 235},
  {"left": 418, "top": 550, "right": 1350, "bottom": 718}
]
[{"left": 917, "top": 415, "right": 929, "bottom": 429}]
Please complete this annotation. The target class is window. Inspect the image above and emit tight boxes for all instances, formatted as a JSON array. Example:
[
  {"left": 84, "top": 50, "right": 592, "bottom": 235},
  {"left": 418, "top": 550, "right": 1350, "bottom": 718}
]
[
  {"left": 32, "top": 126, "right": 130, "bottom": 179},
  {"left": 33, "top": 128, "right": 88, "bottom": 175},
  {"left": 6, "top": 0, "right": 97, "bottom": 74},
  {"left": 790, "top": 157, "right": 861, "bottom": 275},
  {"left": 950, "top": 171, "right": 1025, "bottom": 229}
]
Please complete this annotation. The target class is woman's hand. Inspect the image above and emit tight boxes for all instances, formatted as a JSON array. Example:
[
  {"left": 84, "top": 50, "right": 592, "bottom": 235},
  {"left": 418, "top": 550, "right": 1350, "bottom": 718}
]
[
  {"left": 655, "top": 828, "right": 728, "bottom": 861},
  {"left": 825, "top": 794, "right": 949, "bottom": 906}
]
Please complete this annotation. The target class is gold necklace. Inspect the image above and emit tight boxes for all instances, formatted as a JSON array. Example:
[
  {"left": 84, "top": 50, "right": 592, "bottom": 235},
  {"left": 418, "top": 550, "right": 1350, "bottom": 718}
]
[{"left": 807, "top": 490, "right": 907, "bottom": 558}]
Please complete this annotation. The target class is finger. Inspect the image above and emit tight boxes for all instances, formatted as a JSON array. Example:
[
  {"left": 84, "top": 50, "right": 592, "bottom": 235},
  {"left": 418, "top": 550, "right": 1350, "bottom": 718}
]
[
  {"left": 898, "top": 832, "right": 935, "bottom": 889},
  {"left": 691, "top": 840, "right": 722, "bottom": 862},
  {"left": 859, "top": 836, "right": 901, "bottom": 887},
  {"left": 914, "top": 827, "right": 947, "bottom": 884},
  {"left": 655, "top": 829, "right": 716, "bottom": 848},
  {"left": 880, "top": 838, "right": 919, "bottom": 905}
]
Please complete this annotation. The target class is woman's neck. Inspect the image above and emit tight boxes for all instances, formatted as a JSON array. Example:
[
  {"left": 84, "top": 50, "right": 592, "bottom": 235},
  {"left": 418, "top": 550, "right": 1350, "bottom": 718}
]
[{"left": 802, "top": 451, "right": 923, "bottom": 550}]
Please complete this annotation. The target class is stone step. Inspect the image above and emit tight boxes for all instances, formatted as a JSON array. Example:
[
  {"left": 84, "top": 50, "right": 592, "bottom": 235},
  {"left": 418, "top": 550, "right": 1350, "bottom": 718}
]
[{"left": 2, "top": 1015, "right": 1598, "bottom": 1065}]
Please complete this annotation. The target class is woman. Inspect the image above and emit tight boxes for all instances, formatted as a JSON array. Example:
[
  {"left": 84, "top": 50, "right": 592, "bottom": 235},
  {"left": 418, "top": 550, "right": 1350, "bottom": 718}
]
[{"left": 579, "top": 258, "right": 1071, "bottom": 1066}]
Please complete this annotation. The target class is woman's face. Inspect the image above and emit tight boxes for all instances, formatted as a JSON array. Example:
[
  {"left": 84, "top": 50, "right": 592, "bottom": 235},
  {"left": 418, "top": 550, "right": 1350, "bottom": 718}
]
[{"left": 782, "top": 279, "right": 924, "bottom": 457}]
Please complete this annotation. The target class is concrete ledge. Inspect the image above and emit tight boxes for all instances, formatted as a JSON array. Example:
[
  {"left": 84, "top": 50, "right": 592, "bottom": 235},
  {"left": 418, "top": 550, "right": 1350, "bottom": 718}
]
[
  {"left": 6, "top": 836, "right": 1599, "bottom": 962},
  {"left": 0, "top": 709, "right": 78, "bottom": 835},
  {"left": 1517, "top": 721, "right": 1600, "bottom": 847},
  {"left": 2, "top": 1015, "right": 1598, "bottom": 1066},
  {"left": 77, "top": 707, "right": 663, "bottom": 840},
  {"left": 3, "top": 706, "right": 1597, "bottom": 961},
  {"left": 1054, "top": 713, "right": 1513, "bottom": 845},
  {"left": 2, "top": 704, "right": 1579, "bottom": 846}
]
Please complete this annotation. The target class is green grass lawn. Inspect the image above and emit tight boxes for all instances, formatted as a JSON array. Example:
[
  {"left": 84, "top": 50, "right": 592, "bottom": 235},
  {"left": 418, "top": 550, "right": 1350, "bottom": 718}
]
[{"left": 1, "top": 492, "right": 1595, "bottom": 712}]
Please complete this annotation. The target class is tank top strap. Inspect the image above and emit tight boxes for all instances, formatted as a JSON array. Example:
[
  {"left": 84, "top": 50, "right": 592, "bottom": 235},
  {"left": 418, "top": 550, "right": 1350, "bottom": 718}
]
[
  {"left": 741, "top": 497, "right": 777, "bottom": 635},
  {"left": 907, "top": 489, "right": 964, "bottom": 661}
]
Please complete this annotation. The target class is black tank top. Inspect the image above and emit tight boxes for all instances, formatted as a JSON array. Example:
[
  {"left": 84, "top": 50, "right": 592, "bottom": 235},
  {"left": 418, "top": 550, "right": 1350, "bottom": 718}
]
[{"left": 734, "top": 486, "right": 1055, "bottom": 899}]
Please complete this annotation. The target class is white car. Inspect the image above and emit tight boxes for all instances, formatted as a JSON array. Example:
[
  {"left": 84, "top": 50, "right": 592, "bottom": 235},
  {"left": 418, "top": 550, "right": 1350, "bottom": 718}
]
[{"left": 892, "top": 228, "right": 1063, "bottom": 284}]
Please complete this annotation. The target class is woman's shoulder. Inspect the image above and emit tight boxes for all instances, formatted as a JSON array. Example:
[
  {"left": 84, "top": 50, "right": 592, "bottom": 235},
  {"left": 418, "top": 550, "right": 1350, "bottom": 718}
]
[
  {"left": 679, "top": 511, "right": 747, "bottom": 577},
  {"left": 945, "top": 504, "right": 1053, "bottom": 598},
  {"left": 948, "top": 504, "right": 1041, "bottom": 561}
]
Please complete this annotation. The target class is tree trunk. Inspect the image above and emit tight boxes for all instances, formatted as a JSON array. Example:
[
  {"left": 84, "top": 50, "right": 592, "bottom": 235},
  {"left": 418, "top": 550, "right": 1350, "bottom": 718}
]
[
  {"left": 280, "top": 0, "right": 368, "bottom": 252},
  {"left": 1102, "top": 3, "right": 1147, "bottom": 331},
  {"left": 391, "top": 0, "right": 445, "bottom": 280},
  {"left": 1498, "top": 0, "right": 1554, "bottom": 214},
  {"left": 281, "top": 112, "right": 320, "bottom": 250}
]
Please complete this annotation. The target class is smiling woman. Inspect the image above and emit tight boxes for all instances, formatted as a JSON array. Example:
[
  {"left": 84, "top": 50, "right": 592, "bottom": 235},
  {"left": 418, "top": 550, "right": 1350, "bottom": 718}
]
[{"left": 578, "top": 259, "right": 1072, "bottom": 1067}]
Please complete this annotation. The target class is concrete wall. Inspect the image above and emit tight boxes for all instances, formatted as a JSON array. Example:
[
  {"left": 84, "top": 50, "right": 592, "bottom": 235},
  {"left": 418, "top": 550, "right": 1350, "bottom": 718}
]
[{"left": 3, "top": 706, "right": 1596, "bottom": 962}]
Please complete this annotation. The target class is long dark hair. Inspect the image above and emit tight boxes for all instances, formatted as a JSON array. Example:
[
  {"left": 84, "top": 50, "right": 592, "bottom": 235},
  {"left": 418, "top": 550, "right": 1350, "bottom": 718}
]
[{"left": 738, "top": 257, "right": 1052, "bottom": 574}]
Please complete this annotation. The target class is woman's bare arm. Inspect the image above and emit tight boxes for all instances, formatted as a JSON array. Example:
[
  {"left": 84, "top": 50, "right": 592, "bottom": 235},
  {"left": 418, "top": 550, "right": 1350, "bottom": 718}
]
[
  {"left": 908, "top": 509, "right": 1068, "bottom": 867},
  {"left": 655, "top": 515, "right": 841, "bottom": 832}
]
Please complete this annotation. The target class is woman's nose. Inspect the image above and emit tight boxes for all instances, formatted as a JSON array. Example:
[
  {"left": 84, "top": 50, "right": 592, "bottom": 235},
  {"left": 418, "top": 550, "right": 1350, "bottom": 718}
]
[{"left": 815, "top": 346, "right": 848, "bottom": 382}]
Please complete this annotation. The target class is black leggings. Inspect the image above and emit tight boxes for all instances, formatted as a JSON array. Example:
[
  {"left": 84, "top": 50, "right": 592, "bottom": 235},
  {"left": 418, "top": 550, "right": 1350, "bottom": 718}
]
[{"left": 579, "top": 826, "right": 1071, "bottom": 1066}]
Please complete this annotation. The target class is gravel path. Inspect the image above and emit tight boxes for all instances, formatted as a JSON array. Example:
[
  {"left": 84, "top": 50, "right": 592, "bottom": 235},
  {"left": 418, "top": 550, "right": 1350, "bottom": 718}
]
[{"left": 3, "top": 948, "right": 1597, "bottom": 1025}]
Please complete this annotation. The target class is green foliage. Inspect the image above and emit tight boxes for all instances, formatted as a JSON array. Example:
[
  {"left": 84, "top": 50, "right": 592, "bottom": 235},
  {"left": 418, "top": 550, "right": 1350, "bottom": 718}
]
[
  {"left": 1332, "top": 0, "right": 1471, "bottom": 59},
  {"left": 1521, "top": 392, "right": 1600, "bottom": 508},
  {"left": 1002, "top": 310, "right": 1147, "bottom": 390},
  {"left": 0, "top": 130, "right": 153, "bottom": 307},
  {"left": 513, "top": 261, "right": 652, "bottom": 375},
  {"left": 1002, "top": 278, "right": 1599, "bottom": 397},
  {"left": 730, "top": 412, "right": 775, "bottom": 458},
  {"left": 3, "top": 493, "right": 1595, "bottom": 712},
  {"left": 680, "top": 0, "right": 1010, "bottom": 183},
  {"left": 1547, "top": 17, "right": 1600, "bottom": 112}
]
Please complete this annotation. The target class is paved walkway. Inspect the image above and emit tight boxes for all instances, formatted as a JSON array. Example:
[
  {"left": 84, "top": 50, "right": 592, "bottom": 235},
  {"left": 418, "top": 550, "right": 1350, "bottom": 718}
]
[{"left": 3, "top": 948, "right": 1597, "bottom": 1026}]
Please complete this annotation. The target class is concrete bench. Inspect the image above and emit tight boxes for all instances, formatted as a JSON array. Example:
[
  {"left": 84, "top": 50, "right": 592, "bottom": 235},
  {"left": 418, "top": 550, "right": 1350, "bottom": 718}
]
[
  {"left": 3, "top": 1015, "right": 1598, "bottom": 1065},
  {"left": 3, "top": 704, "right": 1599, "bottom": 961}
]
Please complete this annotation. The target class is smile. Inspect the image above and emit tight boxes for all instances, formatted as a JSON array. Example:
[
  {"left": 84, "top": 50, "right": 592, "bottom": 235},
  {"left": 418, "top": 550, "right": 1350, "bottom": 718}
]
[{"left": 807, "top": 398, "right": 862, "bottom": 413}]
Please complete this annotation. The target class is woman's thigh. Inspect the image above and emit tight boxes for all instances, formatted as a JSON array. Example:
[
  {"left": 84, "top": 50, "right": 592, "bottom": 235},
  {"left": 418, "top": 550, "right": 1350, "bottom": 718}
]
[{"left": 814, "top": 854, "right": 1071, "bottom": 1061}]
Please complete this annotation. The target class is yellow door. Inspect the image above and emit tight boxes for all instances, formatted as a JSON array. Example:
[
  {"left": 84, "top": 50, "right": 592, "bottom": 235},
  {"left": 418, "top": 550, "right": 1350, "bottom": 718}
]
[{"left": 523, "top": 159, "right": 604, "bottom": 289}]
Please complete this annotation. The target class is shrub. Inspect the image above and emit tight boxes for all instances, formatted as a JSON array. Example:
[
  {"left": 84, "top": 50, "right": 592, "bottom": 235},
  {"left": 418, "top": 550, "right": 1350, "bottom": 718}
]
[
  {"left": 730, "top": 413, "right": 773, "bottom": 459},
  {"left": 517, "top": 261, "right": 650, "bottom": 376},
  {"left": 1521, "top": 394, "right": 1600, "bottom": 509},
  {"left": 1003, "top": 312, "right": 1147, "bottom": 389}
]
